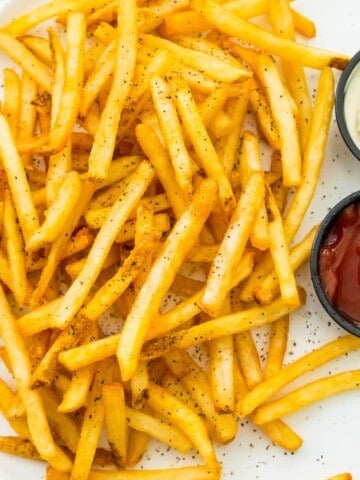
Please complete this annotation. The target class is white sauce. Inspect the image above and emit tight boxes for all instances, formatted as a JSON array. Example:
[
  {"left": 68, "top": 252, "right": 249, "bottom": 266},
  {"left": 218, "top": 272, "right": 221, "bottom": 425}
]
[{"left": 343, "top": 63, "right": 360, "bottom": 149}]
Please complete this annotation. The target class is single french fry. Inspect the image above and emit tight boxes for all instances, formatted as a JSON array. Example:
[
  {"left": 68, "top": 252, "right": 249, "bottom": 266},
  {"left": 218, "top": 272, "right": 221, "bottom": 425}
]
[
  {"left": 130, "top": 360, "right": 149, "bottom": 410},
  {"left": 84, "top": 465, "right": 220, "bottom": 480},
  {"left": 266, "top": 187, "right": 300, "bottom": 306},
  {"left": 238, "top": 130, "right": 269, "bottom": 251},
  {"left": 16, "top": 297, "right": 63, "bottom": 336},
  {"left": 236, "top": 335, "right": 360, "bottom": 418},
  {"left": 201, "top": 171, "right": 265, "bottom": 316},
  {"left": 254, "top": 52, "right": 301, "bottom": 187},
  {"left": 192, "top": 0, "right": 349, "bottom": 70},
  {"left": 170, "top": 77, "right": 236, "bottom": 217},
  {"left": 254, "top": 224, "right": 318, "bottom": 305},
  {"left": 135, "top": 123, "right": 186, "bottom": 219},
  {"left": 141, "top": 33, "right": 251, "bottom": 83},
  {"left": 2, "top": 0, "right": 109, "bottom": 36},
  {"left": 0, "top": 31, "right": 52, "bottom": 93},
  {"left": 234, "top": 330, "right": 263, "bottom": 391},
  {"left": 150, "top": 76, "right": 194, "bottom": 200},
  {"left": 87, "top": 0, "right": 138, "bottom": 179},
  {"left": 126, "top": 429, "right": 149, "bottom": 467},
  {"left": 17, "top": 73, "right": 37, "bottom": 164},
  {"left": 207, "top": 301, "right": 236, "bottom": 413},
  {"left": 283, "top": 66, "right": 334, "bottom": 243},
  {"left": 2, "top": 68, "right": 21, "bottom": 136},
  {"left": 80, "top": 39, "right": 116, "bottom": 118},
  {"left": 268, "top": 0, "right": 313, "bottom": 153},
  {"left": 20, "top": 34, "right": 52, "bottom": 66},
  {"left": 0, "top": 112, "right": 39, "bottom": 243},
  {"left": 253, "top": 370, "right": 360, "bottom": 425},
  {"left": 147, "top": 382, "right": 219, "bottom": 470},
  {"left": 102, "top": 382, "right": 128, "bottom": 468},
  {"left": 291, "top": 7, "right": 316, "bottom": 39},
  {"left": 45, "top": 27, "right": 69, "bottom": 205},
  {"left": 117, "top": 178, "right": 217, "bottom": 382},
  {"left": 248, "top": 78, "right": 280, "bottom": 151},
  {"left": 143, "top": 289, "right": 305, "bottom": 359},
  {"left": 125, "top": 406, "right": 192, "bottom": 454},
  {"left": 264, "top": 315, "right": 289, "bottom": 379},
  {"left": 3, "top": 191, "right": 31, "bottom": 306}
]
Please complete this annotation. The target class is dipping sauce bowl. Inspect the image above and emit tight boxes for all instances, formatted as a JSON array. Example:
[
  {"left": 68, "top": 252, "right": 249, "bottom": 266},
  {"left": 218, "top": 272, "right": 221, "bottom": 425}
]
[
  {"left": 335, "top": 50, "right": 360, "bottom": 160},
  {"left": 310, "top": 191, "right": 360, "bottom": 336}
]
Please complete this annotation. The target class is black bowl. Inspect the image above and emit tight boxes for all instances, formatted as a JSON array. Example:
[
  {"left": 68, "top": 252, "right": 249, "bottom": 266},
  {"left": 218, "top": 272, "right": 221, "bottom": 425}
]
[
  {"left": 310, "top": 190, "right": 360, "bottom": 337},
  {"left": 335, "top": 50, "right": 360, "bottom": 160}
]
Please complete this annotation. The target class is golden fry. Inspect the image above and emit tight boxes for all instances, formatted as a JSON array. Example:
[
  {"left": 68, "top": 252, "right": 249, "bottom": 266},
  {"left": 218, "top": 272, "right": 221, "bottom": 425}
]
[{"left": 253, "top": 370, "right": 360, "bottom": 425}]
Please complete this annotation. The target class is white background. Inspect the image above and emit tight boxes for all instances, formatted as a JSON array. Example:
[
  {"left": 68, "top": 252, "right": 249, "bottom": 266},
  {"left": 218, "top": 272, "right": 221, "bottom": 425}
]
[{"left": 0, "top": 1, "right": 360, "bottom": 479}]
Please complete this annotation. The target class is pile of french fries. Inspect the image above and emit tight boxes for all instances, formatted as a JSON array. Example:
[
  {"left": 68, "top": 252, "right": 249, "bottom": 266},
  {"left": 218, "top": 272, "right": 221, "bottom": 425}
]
[{"left": 0, "top": 0, "right": 356, "bottom": 479}]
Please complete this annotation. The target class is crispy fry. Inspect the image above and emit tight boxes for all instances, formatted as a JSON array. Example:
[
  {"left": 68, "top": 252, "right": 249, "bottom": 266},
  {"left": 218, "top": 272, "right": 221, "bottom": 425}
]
[
  {"left": 237, "top": 335, "right": 360, "bottom": 418},
  {"left": 125, "top": 406, "right": 192, "bottom": 454},
  {"left": 170, "top": 77, "right": 236, "bottom": 217},
  {"left": 325, "top": 474, "right": 353, "bottom": 480},
  {"left": 2, "top": 68, "right": 21, "bottom": 136},
  {"left": 3, "top": 191, "right": 31, "bottom": 305},
  {"left": 253, "top": 370, "right": 360, "bottom": 425},
  {"left": 283, "top": 66, "right": 334, "bottom": 242},
  {"left": 117, "top": 179, "right": 217, "bottom": 381},
  {"left": 87, "top": 0, "right": 137, "bottom": 179},
  {"left": 102, "top": 382, "right": 128, "bottom": 468},
  {"left": 150, "top": 76, "right": 194, "bottom": 200},
  {"left": 147, "top": 382, "right": 219, "bottom": 470},
  {"left": 192, "top": 0, "right": 349, "bottom": 70},
  {"left": 143, "top": 289, "right": 305, "bottom": 359},
  {"left": 0, "top": 113, "right": 39, "bottom": 242},
  {"left": 201, "top": 171, "right": 265, "bottom": 316}
]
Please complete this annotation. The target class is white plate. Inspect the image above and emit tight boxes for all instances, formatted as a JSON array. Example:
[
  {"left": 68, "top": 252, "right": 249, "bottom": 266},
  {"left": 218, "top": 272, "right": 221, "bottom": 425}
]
[{"left": 0, "top": 1, "right": 360, "bottom": 479}]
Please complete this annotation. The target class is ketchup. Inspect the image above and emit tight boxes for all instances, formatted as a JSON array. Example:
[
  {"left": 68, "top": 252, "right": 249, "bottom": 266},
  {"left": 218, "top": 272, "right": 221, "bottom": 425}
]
[{"left": 319, "top": 202, "right": 360, "bottom": 324}]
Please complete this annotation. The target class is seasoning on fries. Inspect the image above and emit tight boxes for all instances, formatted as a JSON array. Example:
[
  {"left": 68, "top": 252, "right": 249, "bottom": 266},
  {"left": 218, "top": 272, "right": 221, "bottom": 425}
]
[{"left": 0, "top": 0, "right": 354, "bottom": 479}]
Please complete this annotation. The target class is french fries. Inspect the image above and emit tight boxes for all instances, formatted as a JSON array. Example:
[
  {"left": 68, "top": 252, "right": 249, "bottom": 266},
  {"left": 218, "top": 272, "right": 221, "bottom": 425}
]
[{"left": 0, "top": 1, "right": 354, "bottom": 479}]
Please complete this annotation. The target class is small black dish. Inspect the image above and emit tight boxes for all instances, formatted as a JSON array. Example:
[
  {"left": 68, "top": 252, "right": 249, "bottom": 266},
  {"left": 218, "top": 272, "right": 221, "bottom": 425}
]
[
  {"left": 310, "top": 190, "right": 360, "bottom": 337},
  {"left": 335, "top": 50, "right": 360, "bottom": 161}
]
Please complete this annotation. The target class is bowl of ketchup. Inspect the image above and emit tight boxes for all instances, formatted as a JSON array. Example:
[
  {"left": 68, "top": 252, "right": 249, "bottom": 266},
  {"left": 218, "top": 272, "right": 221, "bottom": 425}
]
[{"left": 310, "top": 191, "right": 360, "bottom": 336}]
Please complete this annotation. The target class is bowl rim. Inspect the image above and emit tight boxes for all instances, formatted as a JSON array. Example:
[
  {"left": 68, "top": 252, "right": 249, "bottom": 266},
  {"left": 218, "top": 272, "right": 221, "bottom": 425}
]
[
  {"left": 310, "top": 190, "right": 360, "bottom": 336},
  {"left": 335, "top": 49, "right": 360, "bottom": 161}
]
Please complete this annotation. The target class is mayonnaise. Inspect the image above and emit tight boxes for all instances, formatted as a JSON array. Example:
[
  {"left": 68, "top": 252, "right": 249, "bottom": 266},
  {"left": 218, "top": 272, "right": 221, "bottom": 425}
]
[{"left": 343, "top": 63, "right": 360, "bottom": 149}]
